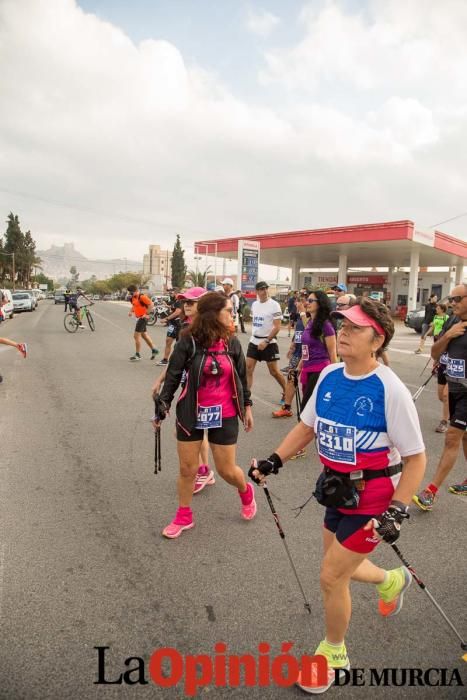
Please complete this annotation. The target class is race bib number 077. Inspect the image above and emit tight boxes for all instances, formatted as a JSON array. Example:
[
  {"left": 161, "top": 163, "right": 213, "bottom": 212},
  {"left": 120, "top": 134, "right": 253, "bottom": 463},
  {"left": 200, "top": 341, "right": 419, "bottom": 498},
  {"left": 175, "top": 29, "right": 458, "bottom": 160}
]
[{"left": 317, "top": 420, "right": 356, "bottom": 465}]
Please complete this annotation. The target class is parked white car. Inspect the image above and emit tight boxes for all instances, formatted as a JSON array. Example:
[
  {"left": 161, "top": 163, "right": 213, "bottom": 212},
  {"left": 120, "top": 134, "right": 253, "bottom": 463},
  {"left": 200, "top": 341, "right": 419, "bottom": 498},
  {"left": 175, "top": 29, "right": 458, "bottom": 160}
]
[
  {"left": 12, "top": 291, "right": 35, "bottom": 312},
  {"left": 0, "top": 288, "right": 15, "bottom": 319}
]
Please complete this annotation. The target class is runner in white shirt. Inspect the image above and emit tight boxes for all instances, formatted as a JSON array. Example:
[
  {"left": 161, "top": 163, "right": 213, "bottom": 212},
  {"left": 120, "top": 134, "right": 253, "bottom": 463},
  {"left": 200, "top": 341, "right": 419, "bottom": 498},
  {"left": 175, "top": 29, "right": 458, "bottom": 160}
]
[{"left": 246, "top": 281, "right": 287, "bottom": 401}]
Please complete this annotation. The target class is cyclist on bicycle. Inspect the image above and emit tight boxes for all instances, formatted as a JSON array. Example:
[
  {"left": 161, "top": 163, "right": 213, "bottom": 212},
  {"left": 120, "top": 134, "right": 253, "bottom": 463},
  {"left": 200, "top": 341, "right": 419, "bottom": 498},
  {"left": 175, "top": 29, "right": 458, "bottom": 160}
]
[{"left": 68, "top": 287, "right": 92, "bottom": 329}]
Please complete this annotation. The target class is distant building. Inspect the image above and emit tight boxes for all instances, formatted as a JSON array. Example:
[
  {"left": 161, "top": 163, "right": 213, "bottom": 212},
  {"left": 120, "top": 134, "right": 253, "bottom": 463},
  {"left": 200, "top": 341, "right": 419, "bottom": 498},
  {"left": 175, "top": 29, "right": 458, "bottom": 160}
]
[{"left": 143, "top": 244, "right": 172, "bottom": 291}]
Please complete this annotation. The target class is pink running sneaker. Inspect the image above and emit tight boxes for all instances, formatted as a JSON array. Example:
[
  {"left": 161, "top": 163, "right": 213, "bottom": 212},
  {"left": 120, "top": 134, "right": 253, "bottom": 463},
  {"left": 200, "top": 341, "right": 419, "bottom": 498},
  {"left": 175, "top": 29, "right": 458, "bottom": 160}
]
[
  {"left": 193, "top": 465, "right": 215, "bottom": 494},
  {"left": 239, "top": 483, "right": 257, "bottom": 520},
  {"left": 162, "top": 508, "right": 194, "bottom": 539}
]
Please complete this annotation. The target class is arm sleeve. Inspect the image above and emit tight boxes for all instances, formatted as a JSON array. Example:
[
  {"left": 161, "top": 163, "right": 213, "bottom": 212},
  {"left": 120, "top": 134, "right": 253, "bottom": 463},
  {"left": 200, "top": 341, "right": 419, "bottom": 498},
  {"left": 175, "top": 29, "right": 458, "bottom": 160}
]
[
  {"left": 385, "top": 375, "right": 425, "bottom": 457},
  {"left": 158, "top": 339, "right": 190, "bottom": 408},
  {"left": 323, "top": 320, "right": 336, "bottom": 337}
]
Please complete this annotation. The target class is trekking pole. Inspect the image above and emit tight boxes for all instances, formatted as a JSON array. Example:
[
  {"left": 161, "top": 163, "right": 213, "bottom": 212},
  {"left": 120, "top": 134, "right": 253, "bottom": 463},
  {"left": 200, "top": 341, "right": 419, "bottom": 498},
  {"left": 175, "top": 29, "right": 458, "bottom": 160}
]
[
  {"left": 412, "top": 366, "right": 437, "bottom": 402},
  {"left": 420, "top": 355, "right": 433, "bottom": 376},
  {"left": 259, "top": 477, "right": 311, "bottom": 614},
  {"left": 390, "top": 543, "right": 467, "bottom": 651},
  {"left": 153, "top": 399, "right": 162, "bottom": 474}
]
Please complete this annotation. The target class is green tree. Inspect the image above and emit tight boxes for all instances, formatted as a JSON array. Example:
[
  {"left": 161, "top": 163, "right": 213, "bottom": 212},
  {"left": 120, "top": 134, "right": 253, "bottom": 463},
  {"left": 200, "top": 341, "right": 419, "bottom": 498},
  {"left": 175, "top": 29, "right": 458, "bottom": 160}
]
[
  {"left": 187, "top": 266, "right": 212, "bottom": 287},
  {"left": 171, "top": 234, "right": 186, "bottom": 289},
  {"left": 34, "top": 272, "right": 54, "bottom": 290},
  {"left": 107, "top": 271, "right": 143, "bottom": 293},
  {"left": 24, "top": 230, "right": 41, "bottom": 286},
  {"left": 3, "top": 213, "right": 24, "bottom": 286},
  {"left": 69, "top": 265, "right": 79, "bottom": 287}
]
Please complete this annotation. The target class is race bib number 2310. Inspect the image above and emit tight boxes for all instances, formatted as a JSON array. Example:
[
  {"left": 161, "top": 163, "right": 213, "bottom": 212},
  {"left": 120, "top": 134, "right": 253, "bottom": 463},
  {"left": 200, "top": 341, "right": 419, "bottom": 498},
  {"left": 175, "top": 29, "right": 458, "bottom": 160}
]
[{"left": 317, "top": 420, "right": 356, "bottom": 465}]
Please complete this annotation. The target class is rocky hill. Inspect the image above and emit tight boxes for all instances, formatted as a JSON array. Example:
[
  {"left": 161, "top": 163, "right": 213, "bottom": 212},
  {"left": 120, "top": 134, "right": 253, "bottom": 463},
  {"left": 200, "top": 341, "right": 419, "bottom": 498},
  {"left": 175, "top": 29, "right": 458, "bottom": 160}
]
[{"left": 37, "top": 243, "right": 142, "bottom": 282}]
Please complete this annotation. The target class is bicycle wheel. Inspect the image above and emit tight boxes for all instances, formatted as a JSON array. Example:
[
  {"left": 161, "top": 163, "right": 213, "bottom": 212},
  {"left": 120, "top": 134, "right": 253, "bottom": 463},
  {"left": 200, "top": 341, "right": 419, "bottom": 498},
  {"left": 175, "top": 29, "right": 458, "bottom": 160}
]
[
  {"left": 86, "top": 310, "right": 95, "bottom": 331},
  {"left": 64, "top": 314, "right": 79, "bottom": 333}
]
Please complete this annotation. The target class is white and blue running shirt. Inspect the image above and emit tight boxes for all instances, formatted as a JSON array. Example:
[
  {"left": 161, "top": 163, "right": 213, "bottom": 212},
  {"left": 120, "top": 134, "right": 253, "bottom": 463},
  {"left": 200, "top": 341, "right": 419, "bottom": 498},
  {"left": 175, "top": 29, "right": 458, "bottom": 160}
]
[{"left": 301, "top": 364, "right": 425, "bottom": 514}]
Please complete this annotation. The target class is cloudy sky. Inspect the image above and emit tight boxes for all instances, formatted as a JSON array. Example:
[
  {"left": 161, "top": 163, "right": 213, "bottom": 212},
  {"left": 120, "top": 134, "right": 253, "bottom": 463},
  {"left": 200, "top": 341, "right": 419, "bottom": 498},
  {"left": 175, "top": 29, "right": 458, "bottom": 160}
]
[{"left": 1, "top": 0, "right": 466, "bottom": 272}]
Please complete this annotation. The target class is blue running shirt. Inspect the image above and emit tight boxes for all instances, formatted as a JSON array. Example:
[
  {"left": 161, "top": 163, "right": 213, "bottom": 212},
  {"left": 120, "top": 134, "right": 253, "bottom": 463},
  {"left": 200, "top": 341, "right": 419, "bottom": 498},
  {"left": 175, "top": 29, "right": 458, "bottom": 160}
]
[{"left": 301, "top": 364, "right": 425, "bottom": 514}]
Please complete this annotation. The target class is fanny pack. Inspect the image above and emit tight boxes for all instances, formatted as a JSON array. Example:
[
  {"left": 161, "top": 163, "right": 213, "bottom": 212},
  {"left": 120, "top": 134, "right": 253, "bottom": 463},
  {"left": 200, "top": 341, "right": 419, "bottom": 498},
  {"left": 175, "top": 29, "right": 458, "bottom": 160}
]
[{"left": 313, "top": 463, "right": 403, "bottom": 510}]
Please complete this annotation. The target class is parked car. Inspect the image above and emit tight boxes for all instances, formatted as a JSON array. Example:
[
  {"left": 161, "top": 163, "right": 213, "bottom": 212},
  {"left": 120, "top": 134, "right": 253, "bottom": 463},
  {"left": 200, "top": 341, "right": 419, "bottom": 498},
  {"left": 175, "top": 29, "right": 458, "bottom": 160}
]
[
  {"left": 12, "top": 291, "right": 35, "bottom": 312},
  {"left": 103, "top": 294, "right": 112, "bottom": 301},
  {"left": 0, "top": 288, "right": 15, "bottom": 319},
  {"left": 92, "top": 295, "right": 100, "bottom": 301},
  {"left": 54, "top": 292, "right": 66, "bottom": 304},
  {"left": 46, "top": 292, "right": 55, "bottom": 299},
  {"left": 404, "top": 308, "right": 424, "bottom": 333},
  {"left": 30, "top": 289, "right": 42, "bottom": 304}
]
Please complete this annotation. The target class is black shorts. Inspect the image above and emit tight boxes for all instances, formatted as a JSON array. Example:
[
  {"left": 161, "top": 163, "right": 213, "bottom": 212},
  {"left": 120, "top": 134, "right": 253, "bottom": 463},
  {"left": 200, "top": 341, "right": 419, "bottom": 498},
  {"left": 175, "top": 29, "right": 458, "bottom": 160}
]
[
  {"left": 166, "top": 322, "right": 180, "bottom": 340},
  {"left": 176, "top": 416, "right": 239, "bottom": 445},
  {"left": 135, "top": 317, "right": 147, "bottom": 333},
  {"left": 448, "top": 388, "right": 467, "bottom": 431},
  {"left": 247, "top": 341, "right": 280, "bottom": 363},
  {"left": 289, "top": 312, "right": 298, "bottom": 322},
  {"left": 437, "top": 364, "right": 447, "bottom": 386},
  {"left": 324, "top": 507, "right": 381, "bottom": 554}
]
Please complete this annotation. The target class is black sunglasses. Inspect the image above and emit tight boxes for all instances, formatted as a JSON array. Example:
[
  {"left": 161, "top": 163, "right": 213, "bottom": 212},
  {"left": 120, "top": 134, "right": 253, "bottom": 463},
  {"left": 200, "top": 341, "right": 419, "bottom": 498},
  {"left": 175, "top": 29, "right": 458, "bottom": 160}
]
[
  {"left": 307, "top": 298, "right": 318, "bottom": 303},
  {"left": 447, "top": 295, "right": 467, "bottom": 304}
]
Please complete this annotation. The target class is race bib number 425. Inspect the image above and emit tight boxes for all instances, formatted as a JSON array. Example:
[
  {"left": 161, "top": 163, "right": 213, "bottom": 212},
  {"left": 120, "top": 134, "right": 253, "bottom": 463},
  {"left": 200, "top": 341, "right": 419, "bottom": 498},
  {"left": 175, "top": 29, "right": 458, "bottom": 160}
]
[
  {"left": 196, "top": 405, "right": 222, "bottom": 430},
  {"left": 446, "top": 358, "right": 465, "bottom": 380},
  {"left": 317, "top": 420, "right": 356, "bottom": 465}
]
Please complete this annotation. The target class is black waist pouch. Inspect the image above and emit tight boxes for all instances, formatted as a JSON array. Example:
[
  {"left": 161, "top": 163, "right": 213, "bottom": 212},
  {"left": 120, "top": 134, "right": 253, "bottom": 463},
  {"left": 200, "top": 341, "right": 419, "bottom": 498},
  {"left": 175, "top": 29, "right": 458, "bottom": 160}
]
[{"left": 313, "top": 470, "right": 360, "bottom": 509}]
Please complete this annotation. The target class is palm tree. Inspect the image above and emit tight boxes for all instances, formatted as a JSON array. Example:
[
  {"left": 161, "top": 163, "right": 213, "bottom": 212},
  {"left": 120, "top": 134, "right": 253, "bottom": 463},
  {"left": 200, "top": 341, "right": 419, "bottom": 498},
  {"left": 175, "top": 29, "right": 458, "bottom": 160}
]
[{"left": 187, "top": 266, "right": 212, "bottom": 287}]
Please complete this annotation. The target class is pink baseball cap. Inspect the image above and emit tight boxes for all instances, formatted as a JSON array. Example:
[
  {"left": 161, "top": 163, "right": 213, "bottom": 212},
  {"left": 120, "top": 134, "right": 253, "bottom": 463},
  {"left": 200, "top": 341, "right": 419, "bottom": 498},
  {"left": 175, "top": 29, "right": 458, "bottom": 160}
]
[
  {"left": 332, "top": 305, "right": 385, "bottom": 336},
  {"left": 177, "top": 286, "right": 207, "bottom": 301}
]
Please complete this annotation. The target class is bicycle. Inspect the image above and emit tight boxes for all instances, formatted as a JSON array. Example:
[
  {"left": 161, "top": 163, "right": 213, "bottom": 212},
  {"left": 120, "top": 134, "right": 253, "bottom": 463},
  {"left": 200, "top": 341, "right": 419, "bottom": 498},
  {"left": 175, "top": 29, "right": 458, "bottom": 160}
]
[{"left": 64, "top": 304, "right": 95, "bottom": 333}]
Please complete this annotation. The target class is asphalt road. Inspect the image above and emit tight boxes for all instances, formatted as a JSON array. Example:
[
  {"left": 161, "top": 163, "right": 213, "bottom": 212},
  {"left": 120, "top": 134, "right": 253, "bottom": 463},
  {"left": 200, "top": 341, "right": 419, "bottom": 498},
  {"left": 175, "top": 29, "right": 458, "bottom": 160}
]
[{"left": 0, "top": 301, "right": 466, "bottom": 700}]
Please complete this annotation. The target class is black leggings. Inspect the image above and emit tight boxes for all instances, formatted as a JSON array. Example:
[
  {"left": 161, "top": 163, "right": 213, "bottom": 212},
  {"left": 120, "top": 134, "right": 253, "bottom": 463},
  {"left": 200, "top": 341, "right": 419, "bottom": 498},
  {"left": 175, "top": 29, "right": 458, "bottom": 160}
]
[{"left": 301, "top": 371, "right": 322, "bottom": 412}]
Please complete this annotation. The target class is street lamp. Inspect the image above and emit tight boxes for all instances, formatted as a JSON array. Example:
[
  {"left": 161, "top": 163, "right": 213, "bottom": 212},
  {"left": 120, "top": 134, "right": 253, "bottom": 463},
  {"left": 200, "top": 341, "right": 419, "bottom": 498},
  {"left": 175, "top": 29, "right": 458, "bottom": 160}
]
[{"left": 195, "top": 242, "right": 218, "bottom": 287}]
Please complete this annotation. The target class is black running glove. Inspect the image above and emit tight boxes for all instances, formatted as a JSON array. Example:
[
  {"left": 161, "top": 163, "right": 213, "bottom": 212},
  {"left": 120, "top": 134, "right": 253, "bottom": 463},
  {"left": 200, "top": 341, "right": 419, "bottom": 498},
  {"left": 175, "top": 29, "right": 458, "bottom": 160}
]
[
  {"left": 373, "top": 501, "right": 410, "bottom": 544},
  {"left": 248, "top": 453, "right": 283, "bottom": 484},
  {"left": 153, "top": 395, "right": 169, "bottom": 422}
]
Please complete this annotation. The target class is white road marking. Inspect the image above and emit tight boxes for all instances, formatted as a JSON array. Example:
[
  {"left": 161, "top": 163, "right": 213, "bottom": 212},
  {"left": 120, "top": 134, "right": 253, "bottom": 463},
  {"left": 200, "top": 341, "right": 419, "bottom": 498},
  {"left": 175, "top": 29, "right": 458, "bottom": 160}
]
[
  {"left": 0, "top": 544, "right": 5, "bottom": 621},
  {"left": 251, "top": 393, "right": 278, "bottom": 409},
  {"left": 388, "top": 348, "right": 431, "bottom": 357}
]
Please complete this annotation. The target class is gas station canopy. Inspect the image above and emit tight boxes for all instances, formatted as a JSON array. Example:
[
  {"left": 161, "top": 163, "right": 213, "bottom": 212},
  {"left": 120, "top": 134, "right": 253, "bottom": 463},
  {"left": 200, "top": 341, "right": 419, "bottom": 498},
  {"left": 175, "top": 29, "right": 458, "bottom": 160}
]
[{"left": 195, "top": 220, "right": 466, "bottom": 269}]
